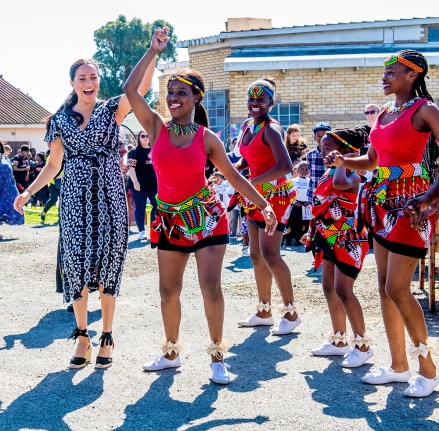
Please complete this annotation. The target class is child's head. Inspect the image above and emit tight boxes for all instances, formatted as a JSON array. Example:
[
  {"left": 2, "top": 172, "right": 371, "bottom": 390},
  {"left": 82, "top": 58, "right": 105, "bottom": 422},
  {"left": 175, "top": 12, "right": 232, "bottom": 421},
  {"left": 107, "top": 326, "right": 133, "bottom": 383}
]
[
  {"left": 296, "top": 161, "right": 309, "bottom": 178},
  {"left": 320, "top": 127, "right": 367, "bottom": 159},
  {"left": 213, "top": 171, "right": 224, "bottom": 184},
  {"left": 285, "top": 124, "right": 301, "bottom": 145},
  {"left": 312, "top": 122, "right": 331, "bottom": 148}
]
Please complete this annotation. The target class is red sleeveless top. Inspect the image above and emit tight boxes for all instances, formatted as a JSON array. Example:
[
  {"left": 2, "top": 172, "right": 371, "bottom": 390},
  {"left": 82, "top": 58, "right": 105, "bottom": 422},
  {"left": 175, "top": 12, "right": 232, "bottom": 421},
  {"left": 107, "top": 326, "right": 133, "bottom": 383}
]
[
  {"left": 370, "top": 98, "right": 430, "bottom": 166},
  {"left": 151, "top": 124, "right": 207, "bottom": 203},
  {"left": 239, "top": 120, "right": 280, "bottom": 178}
]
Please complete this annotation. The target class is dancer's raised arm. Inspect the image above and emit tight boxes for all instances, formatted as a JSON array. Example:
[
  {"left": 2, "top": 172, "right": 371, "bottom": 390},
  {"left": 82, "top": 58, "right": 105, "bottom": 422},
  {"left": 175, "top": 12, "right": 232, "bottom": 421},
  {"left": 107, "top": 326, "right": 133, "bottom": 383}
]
[{"left": 123, "top": 27, "right": 170, "bottom": 144}]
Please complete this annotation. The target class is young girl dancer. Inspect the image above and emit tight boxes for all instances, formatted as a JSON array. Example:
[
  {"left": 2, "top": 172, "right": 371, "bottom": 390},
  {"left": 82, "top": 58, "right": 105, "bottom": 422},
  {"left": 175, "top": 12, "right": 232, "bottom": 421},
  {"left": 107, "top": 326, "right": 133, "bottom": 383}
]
[
  {"left": 236, "top": 77, "right": 300, "bottom": 335},
  {"left": 325, "top": 50, "right": 439, "bottom": 397},
  {"left": 310, "top": 128, "right": 373, "bottom": 368},
  {"left": 124, "top": 28, "right": 277, "bottom": 385}
]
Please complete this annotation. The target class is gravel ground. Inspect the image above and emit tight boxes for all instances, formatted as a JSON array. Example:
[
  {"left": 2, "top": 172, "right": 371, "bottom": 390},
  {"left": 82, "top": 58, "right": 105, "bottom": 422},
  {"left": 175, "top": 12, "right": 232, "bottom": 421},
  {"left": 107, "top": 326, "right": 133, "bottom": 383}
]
[{"left": 0, "top": 224, "right": 438, "bottom": 431}]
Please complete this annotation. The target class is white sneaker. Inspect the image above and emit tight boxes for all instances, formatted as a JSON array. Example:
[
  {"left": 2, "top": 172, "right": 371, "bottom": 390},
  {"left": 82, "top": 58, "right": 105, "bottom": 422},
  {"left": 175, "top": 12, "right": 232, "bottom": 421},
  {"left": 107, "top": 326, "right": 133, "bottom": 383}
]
[
  {"left": 143, "top": 355, "right": 181, "bottom": 371},
  {"left": 138, "top": 231, "right": 147, "bottom": 241},
  {"left": 362, "top": 366, "right": 412, "bottom": 385},
  {"left": 404, "top": 375, "right": 439, "bottom": 398},
  {"left": 211, "top": 362, "right": 231, "bottom": 385},
  {"left": 311, "top": 342, "right": 351, "bottom": 356},
  {"left": 271, "top": 317, "right": 301, "bottom": 335},
  {"left": 238, "top": 314, "right": 274, "bottom": 327},
  {"left": 341, "top": 348, "right": 374, "bottom": 368},
  {"left": 242, "top": 246, "right": 250, "bottom": 256}
]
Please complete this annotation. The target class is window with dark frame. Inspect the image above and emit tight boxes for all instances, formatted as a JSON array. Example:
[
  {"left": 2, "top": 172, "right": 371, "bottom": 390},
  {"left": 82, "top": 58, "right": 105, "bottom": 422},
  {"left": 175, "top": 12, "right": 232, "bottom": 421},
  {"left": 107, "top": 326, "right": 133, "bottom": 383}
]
[
  {"left": 428, "top": 27, "right": 439, "bottom": 42},
  {"left": 204, "top": 90, "right": 229, "bottom": 142},
  {"left": 270, "top": 102, "right": 301, "bottom": 129}
]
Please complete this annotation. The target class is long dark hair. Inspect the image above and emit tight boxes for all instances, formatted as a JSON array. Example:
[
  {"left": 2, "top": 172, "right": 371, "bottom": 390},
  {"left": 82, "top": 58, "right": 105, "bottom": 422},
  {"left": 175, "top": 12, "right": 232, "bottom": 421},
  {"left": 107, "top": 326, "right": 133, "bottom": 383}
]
[
  {"left": 168, "top": 69, "right": 209, "bottom": 128},
  {"left": 46, "top": 59, "right": 100, "bottom": 129},
  {"left": 397, "top": 50, "right": 439, "bottom": 180}
]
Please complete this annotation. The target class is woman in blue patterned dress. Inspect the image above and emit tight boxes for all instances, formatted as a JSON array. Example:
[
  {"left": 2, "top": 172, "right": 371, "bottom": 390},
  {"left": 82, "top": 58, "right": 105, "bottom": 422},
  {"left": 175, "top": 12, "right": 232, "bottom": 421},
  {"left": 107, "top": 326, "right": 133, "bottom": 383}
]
[
  {"left": 0, "top": 140, "right": 24, "bottom": 238},
  {"left": 14, "top": 58, "right": 154, "bottom": 369}
]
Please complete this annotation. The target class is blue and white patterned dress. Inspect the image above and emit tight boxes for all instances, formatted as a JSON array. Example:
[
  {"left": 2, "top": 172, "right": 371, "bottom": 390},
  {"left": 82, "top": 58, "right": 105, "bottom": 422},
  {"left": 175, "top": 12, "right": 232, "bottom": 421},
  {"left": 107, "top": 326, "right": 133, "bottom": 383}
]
[
  {"left": 45, "top": 96, "right": 128, "bottom": 303},
  {"left": 0, "top": 155, "right": 24, "bottom": 226}
]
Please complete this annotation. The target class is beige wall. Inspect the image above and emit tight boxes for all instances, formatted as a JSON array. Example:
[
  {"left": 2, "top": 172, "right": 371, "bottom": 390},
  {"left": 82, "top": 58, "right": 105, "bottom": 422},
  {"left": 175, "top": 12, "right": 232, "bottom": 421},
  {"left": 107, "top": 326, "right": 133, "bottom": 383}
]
[
  {"left": 157, "top": 47, "right": 232, "bottom": 120},
  {"left": 158, "top": 46, "right": 439, "bottom": 145},
  {"left": 0, "top": 126, "right": 47, "bottom": 153}
]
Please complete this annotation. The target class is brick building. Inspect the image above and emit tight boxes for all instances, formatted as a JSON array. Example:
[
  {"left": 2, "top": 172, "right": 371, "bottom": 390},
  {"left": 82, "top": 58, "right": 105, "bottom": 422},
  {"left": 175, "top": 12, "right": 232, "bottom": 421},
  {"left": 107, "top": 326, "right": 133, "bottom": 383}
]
[{"left": 157, "top": 17, "right": 439, "bottom": 144}]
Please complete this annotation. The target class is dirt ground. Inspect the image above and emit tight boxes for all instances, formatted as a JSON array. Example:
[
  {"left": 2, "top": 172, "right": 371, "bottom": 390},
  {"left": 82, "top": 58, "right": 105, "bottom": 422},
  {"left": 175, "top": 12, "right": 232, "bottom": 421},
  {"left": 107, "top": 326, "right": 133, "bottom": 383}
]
[{"left": 0, "top": 224, "right": 438, "bottom": 431}]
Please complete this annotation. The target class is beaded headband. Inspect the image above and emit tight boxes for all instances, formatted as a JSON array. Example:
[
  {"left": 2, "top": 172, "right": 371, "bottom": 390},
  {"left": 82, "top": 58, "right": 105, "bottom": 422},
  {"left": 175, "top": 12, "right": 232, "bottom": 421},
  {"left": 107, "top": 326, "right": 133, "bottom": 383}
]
[
  {"left": 384, "top": 55, "right": 424, "bottom": 73},
  {"left": 168, "top": 76, "right": 205, "bottom": 98},
  {"left": 248, "top": 83, "right": 274, "bottom": 99},
  {"left": 326, "top": 131, "right": 360, "bottom": 153}
]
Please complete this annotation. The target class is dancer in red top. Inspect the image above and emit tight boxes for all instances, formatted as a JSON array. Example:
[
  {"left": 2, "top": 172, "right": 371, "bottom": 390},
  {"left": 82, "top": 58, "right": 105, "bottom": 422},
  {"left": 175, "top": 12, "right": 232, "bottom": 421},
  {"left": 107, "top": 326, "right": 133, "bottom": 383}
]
[
  {"left": 236, "top": 77, "right": 301, "bottom": 336},
  {"left": 310, "top": 128, "right": 373, "bottom": 369},
  {"left": 123, "top": 28, "right": 277, "bottom": 385},
  {"left": 325, "top": 50, "right": 439, "bottom": 397}
]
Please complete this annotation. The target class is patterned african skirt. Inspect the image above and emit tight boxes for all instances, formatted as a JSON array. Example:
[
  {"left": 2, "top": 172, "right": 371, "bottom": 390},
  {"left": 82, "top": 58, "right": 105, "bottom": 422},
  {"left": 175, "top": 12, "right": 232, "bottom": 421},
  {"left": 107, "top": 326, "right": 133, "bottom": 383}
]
[
  {"left": 238, "top": 177, "right": 296, "bottom": 232},
  {"left": 361, "top": 163, "right": 435, "bottom": 258},
  {"left": 310, "top": 169, "right": 369, "bottom": 279},
  {"left": 150, "top": 186, "right": 229, "bottom": 252}
]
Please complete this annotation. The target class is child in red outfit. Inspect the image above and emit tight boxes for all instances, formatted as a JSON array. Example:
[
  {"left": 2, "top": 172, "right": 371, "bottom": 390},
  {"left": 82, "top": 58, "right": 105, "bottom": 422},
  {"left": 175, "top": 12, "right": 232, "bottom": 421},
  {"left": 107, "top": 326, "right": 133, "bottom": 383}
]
[{"left": 310, "top": 127, "right": 373, "bottom": 370}]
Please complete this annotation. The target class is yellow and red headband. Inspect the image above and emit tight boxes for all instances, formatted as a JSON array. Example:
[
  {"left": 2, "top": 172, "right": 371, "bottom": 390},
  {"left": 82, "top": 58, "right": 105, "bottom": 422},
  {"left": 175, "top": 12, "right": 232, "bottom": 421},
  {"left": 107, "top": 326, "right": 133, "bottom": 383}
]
[
  {"left": 384, "top": 55, "right": 424, "bottom": 73},
  {"left": 326, "top": 131, "right": 360, "bottom": 153},
  {"left": 168, "top": 76, "right": 204, "bottom": 98}
]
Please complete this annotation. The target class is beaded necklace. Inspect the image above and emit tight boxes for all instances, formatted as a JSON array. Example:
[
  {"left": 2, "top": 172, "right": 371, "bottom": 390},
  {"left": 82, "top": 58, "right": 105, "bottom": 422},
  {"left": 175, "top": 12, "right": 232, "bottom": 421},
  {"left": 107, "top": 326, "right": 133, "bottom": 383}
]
[
  {"left": 248, "top": 119, "right": 266, "bottom": 134},
  {"left": 386, "top": 97, "right": 420, "bottom": 115},
  {"left": 166, "top": 121, "right": 199, "bottom": 135}
]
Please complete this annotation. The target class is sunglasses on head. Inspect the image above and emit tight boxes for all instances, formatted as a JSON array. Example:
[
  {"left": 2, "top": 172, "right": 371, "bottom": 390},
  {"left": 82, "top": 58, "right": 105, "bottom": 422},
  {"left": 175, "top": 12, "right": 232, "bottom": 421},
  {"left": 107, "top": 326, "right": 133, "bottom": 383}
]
[
  {"left": 364, "top": 110, "right": 377, "bottom": 115},
  {"left": 140, "top": 134, "right": 148, "bottom": 138}
]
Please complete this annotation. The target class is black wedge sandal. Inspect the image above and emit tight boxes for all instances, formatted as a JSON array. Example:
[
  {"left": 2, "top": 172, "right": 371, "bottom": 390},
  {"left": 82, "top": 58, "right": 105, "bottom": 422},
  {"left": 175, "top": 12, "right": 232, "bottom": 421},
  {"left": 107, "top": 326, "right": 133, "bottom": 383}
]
[
  {"left": 95, "top": 331, "right": 114, "bottom": 369},
  {"left": 68, "top": 327, "right": 92, "bottom": 369}
]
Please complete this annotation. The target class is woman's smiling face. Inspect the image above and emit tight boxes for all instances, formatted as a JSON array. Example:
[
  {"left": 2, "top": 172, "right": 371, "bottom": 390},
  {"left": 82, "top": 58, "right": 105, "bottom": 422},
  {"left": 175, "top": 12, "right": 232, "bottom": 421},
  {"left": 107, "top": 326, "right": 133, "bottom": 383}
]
[{"left": 71, "top": 64, "right": 100, "bottom": 102}]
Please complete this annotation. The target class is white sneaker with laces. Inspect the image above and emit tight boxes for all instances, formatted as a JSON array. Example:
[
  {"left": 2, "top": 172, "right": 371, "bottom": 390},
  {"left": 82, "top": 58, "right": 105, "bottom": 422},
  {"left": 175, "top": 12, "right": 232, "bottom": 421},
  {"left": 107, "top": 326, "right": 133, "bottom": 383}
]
[
  {"left": 311, "top": 342, "right": 351, "bottom": 356},
  {"left": 238, "top": 314, "right": 274, "bottom": 327},
  {"left": 138, "top": 231, "right": 147, "bottom": 241},
  {"left": 271, "top": 317, "right": 301, "bottom": 335},
  {"left": 211, "top": 362, "right": 231, "bottom": 385},
  {"left": 143, "top": 355, "right": 181, "bottom": 371},
  {"left": 341, "top": 348, "right": 374, "bottom": 368},
  {"left": 362, "top": 366, "right": 411, "bottom": 385},
  {"left": 404, "top": 375, "right": 439, "bottom": 397}
]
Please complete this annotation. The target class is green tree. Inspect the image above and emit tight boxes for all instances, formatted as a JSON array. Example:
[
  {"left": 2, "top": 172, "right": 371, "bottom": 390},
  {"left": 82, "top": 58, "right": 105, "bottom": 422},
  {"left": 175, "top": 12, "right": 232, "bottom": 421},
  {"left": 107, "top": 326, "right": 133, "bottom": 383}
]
[{"left": 93, "top": 15, "right": 177, "bottom": 100}]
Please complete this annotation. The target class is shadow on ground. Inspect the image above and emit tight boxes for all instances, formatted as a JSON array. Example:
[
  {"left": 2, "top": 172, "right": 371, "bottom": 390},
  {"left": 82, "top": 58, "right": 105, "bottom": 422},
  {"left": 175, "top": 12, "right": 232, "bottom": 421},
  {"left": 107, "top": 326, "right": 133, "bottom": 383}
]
[
  {"left": 0, "top": 369, "right": 104, "bottom": 431},
  {"left": 114, "top": 371, "right": 268, "bottom": 431},
  {"left": 0, "top": 308, "right": 101, "bottom": 350},
  {"left": 227, "top": 327, "right": 298, "bottom": 392},
  {"left": 302, "top": 360, "right": 439, "bottom": 431}
]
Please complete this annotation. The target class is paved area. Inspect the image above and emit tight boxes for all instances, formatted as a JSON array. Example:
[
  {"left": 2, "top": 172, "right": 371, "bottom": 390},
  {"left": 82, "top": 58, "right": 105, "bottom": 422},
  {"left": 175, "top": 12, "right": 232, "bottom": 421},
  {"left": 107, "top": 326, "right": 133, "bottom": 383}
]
[{"left": 0, "top": 224, "right": 438, "bottom": 430}]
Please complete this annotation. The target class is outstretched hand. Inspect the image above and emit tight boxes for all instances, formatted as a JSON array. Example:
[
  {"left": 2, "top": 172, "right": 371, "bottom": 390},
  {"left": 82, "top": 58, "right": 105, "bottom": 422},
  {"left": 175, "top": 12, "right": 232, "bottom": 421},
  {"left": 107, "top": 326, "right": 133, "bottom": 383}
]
[
  {"left": 151, "top": 27, "right": 170, "bottom": 53},
  {"left": 13, "top": 191, "right": 31, "bottom": 215},
  {"left": 323, "top": 150, "right": 345, "bottom": 169},
  {"left": 261, "top": 204, "right": 278, "bottom": 236},
  {"left": 405, "top": 194, "right": 437, "bottom": 231}
]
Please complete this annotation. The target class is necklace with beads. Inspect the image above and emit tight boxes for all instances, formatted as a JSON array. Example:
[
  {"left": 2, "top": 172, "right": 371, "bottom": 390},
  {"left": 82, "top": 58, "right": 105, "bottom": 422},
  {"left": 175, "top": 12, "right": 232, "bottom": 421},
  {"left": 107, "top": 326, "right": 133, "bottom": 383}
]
[
  {"left": 248, "top": 119, "right": 266, "bottom": 134},
  {"left": 166, "top": 121, "right": 199, "bottom": 135},
  {"left": 386, "top": 97, "right": 420, "bottom": 115}
]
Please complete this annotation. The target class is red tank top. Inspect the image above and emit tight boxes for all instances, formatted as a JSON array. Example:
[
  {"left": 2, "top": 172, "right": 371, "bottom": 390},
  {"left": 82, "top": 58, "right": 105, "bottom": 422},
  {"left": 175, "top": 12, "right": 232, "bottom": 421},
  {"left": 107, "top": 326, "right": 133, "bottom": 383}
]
[
  {"left": 239, "top": 120, "right": 280, "bottom": 178},
  {"left": 370, "top": 98, "right": 430, "bottom": 166},
  {"left": 151, "top": 124, "right": 207, "bottom": 203}
]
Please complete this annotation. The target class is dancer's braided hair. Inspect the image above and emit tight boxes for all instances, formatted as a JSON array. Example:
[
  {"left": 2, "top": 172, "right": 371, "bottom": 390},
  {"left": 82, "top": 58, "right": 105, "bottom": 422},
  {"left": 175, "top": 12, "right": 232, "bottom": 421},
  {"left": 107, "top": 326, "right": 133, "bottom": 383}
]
[{"left": 397, "top": 50, "right": 439, "bottom": 180}]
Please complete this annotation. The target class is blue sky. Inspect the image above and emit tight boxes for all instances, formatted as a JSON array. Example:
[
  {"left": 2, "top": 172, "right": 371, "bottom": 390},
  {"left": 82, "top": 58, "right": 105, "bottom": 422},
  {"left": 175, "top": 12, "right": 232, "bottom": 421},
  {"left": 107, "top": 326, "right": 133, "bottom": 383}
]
[{"left": 1, "top": 0, "right": 438, "bottom": 112}]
